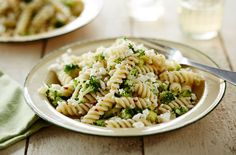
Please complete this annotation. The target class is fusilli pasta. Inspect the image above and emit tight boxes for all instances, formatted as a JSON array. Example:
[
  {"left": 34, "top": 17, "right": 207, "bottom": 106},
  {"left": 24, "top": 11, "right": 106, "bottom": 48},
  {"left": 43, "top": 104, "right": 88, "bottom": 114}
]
[{"left": 39, "top": 38, "right": 204, "bottom": 128}]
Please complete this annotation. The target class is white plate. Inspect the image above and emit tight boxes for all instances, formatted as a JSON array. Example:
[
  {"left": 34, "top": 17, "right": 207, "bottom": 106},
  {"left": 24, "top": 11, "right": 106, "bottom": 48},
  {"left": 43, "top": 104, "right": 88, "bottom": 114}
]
[
  {"left": 0, "top": 0, "right": 103, "bottom": 42},
  {"left": 24, "top": 37, "right": 226, "bottom": 136}
]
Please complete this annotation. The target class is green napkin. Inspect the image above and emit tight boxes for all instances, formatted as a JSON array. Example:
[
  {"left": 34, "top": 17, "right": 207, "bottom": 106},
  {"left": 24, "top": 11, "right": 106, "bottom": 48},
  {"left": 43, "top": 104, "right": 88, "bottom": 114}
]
[{"left": 0, "top": 70, "right": 50, "bottom": 150}]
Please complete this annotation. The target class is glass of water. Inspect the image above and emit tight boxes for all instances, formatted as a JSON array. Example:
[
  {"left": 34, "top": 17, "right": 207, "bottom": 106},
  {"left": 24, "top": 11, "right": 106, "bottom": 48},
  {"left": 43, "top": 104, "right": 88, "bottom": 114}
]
[
  {"left": 127, "top": 0, "right": 164, "bottom": 21},
  {"left": 178, "top": 0, "right": 224, "bottom": 40}
]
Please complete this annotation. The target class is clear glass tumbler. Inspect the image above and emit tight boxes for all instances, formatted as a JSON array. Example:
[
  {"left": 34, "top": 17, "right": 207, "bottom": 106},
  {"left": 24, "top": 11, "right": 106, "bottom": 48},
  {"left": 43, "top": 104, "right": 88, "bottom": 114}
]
[
  {"left": 127, "top": 0, "right": 164, "bottom": 21},
  {"left": 178, "top": 0, "right": 224, "bottom": 40}
]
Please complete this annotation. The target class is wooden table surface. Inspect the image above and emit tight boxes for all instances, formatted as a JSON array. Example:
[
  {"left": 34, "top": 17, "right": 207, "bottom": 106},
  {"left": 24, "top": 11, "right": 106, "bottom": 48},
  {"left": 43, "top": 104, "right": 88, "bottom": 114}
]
[{"left": 1, "top": 0, "right": 236, "bottom": 155}]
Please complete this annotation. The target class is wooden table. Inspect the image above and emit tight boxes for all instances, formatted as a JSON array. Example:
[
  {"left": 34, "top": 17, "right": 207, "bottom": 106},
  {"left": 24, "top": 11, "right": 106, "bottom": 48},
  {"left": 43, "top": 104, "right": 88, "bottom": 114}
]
[{"left": 1, "top": 0, "right": 236, "bottom": 154}]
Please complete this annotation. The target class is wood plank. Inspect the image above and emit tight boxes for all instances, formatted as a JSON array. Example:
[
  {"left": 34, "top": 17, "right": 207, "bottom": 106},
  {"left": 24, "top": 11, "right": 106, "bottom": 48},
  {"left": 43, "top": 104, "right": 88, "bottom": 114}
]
[
  {"left": 28, "top": 126, "right": 142, "bottom": 155},
  {"left": 27, "top": 1, "right": 143, "bottom": 155},
  {"left": 132, "top": 1, "right": 236, "bottom": 155},
  {"left": 0, "top": 41, "right": 43, "bottom": 154},
  {"left": 221, "top": 0, "right": 236, "bottom": 70}
]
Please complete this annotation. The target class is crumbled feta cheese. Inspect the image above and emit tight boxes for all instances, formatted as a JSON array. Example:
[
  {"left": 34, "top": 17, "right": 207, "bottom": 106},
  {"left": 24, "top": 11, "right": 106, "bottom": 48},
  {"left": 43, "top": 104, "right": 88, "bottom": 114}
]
[
  {"left": 99, "top": 67, "right": 107, "bottom": 75},
  {"left": 133, "top": 122, "right": 145, "bottom": 128},
  {"left": 145, "top": 49, "right": 155, "bottom": 56},
  {"left": 115, "top": 63, "right": 121, "bottom": 69},
  {"left": 68, "top": 99, "right": 78, "bottom": 106},
  {"left": 133, "top": 113, "right": 146, "bottom": 120},
  {"left": 110, "top": 117, "right": 122, "bottom": 121},
  {"left": 159, "top": 112, "right": 171, "bottom": 122},
  {"left": 138, "top": 72, "right": 157, "bottom": 82},
  {"left": 191, "top": 93, "right": 197, "bottom": 101},
  {"left": 142, "top": 109, "right": 150, "bottom": 118}
]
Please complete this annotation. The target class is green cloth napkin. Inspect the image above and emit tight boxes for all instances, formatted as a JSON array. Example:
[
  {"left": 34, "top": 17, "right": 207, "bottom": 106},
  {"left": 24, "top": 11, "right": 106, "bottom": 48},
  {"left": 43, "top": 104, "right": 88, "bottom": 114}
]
[{"left": 0, "top": 70, "right": 50, "bottom": 150}]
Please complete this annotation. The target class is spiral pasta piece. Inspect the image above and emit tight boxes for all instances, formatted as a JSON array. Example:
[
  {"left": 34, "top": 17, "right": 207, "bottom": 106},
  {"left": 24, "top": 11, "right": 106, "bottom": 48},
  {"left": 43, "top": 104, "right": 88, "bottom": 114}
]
[
  {"left": 160, "top": 70, "right": 202, "bottom": 86},
  {"left": 134, "top": 81, "right": 158, "bottom": 103},
  {"left": 108, "top": 56, "right": 139, "bottom": 91},
  {"left": 81, "top": 93, "right": 115, "bottom": 124},
  {"left": 105, "top": 118, "right": 152, "bottom": 128},
  {"left": 135, "top": 65, "right": 159, "bottom": 75},
  {"left": 158, "top": 97, "right": 194, "bottom": 113},
  {"left": 114, "top": 97, "right": 156, "bottom": 109},
  {"left": 56, "top": 100, "right": 94, "bottom": 117}
]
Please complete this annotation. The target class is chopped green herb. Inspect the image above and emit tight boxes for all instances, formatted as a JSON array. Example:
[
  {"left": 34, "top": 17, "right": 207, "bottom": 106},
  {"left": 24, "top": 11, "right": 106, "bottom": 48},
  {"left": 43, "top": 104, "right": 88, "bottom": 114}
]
[
  {"left": 129, "top": 68, "right": 138, "bottom": 77},
  {"left": 94, "top": 120, "right": 105, "bottom": 127},
  {"left": 136, "top": 49, "right": 145, "bottom": 56},
  {"left": 95, "top": 54, "right": 105, "bottom": 61},
  {"left": 114, "top": 58, "right": 124, "bottom": 64},
  {"left": 160, "top": 91, "right": 175, "bottom": 104},
  {"left": 128, "top": 43, "right": 135, "bottom": 52}
]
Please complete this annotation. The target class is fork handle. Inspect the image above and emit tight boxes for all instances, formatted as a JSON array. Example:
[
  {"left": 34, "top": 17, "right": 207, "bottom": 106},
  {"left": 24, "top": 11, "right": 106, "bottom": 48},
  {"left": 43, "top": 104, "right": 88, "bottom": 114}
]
[{"left": 184, "top": 59, "right": 236, "bottom": 86}]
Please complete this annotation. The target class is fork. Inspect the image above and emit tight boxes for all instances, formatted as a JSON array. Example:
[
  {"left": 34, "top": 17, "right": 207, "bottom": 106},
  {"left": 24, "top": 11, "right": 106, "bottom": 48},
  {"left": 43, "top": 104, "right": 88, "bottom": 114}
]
[{"left": 141, "top": 38, "right": 236, "bottom": 86}]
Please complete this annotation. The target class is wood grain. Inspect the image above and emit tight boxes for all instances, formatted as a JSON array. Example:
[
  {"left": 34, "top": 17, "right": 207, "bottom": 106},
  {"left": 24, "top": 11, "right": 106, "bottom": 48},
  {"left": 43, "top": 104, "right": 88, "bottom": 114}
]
[
  {"left": 1, "top": 0, "right": 236, "bottom": 154},
  {"left": 27, "top": 126, "right": 142, "bottom": 155},
  {"left": 0, "top": 41, "right": 43, "bottom": 154},
  {"left": 26, "top": 1, "right": 144, "bottom": 155},
  {"left": 132, "top": 1, "right": 236, "bottom": 155}
]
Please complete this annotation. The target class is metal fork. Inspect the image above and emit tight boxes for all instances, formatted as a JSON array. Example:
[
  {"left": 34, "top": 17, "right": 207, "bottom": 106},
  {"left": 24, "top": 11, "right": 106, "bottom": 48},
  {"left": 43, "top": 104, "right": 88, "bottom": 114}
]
[{"left": 141, "top": 38, "right": 236, "bottom": 86}]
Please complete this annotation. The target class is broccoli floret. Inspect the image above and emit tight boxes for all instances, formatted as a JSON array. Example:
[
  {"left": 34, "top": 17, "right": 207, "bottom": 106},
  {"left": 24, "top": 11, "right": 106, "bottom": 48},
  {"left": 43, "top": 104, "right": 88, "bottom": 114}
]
[
  {"left": 120, "top": 109, "right": 134, "bottom": 119},
  {"left": 46, "top": 87, "right": 63, "bottom": 106},
  {"left": 77, "top": 76, "right": 101, "bottom": 103},
  {"left": 95, "top": 54, "right": 105, "bottom": 61},
  {"left": 180, "top": 89, "right": 192, "bottom": 97},
  {"left": 117, "top": 79, "right": 133, "bottom": 97},
  {"left": 175, "top": 107, "right": 188, "bottom": 116},
  {"left": 158, "top": 82, "right": 169, "bottom": 92},
  {"left": 118, "top": 89, "right": 132, "bottom": 97},
  {"left": 94, "top": 120, "right": 105, "bottom": 127},
  {"left": 147, "top": 111, "right": 158, "bottom": 123},
  {"left": 64, "top": 64, "right": 80, "bottom": 78},
  {"left": 160, "top": 91, "right": 175, "bottom": 104}
]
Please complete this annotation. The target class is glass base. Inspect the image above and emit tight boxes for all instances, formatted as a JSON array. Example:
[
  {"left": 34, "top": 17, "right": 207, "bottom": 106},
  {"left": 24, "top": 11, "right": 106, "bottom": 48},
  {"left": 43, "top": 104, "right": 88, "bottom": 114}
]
[{"left": 184, "top": 31, "right": 218, "bottom": 40}]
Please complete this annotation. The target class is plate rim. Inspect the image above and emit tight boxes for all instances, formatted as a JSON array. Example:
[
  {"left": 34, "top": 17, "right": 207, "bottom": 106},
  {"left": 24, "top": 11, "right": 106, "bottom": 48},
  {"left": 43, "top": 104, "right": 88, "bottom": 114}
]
[
  {"left": 24, "top": 37, "right": 226, "bottom": 136},
  {"left": 0, "top": 0, "right": 103, "bottom": 42}
]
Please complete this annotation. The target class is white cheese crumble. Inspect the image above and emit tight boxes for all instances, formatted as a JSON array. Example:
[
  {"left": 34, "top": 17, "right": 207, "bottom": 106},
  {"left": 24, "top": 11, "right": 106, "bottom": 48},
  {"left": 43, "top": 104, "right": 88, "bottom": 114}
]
[
  {"left": 138, "top": 72, "right": 157, "bottom": 82},
  {"left": 133, "top": 122, "right": 145, "bottom": 128},
  {"left": 159, "top": 112, "right": 171, "bottom": 122},
  {"left": 133, "top": 113, "right": 146, "bottom": 120}
]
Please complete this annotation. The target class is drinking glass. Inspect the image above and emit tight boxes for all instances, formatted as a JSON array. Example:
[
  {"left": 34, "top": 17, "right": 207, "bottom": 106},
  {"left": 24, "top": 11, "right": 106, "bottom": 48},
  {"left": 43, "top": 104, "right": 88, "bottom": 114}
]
[
  {"left": 178, "top": 0, "right": 224, "bottom": 40},
  {"left": 127, "top": 0, "right": 164, "bottom": 21}
]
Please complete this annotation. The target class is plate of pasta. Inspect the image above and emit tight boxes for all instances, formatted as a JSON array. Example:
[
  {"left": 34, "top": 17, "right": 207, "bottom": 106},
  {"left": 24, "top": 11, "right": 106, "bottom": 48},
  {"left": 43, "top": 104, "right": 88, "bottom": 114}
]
[
  {"left": 24, "top": 37, "right": 226, "bottom": 136},
  {"left": 0, "top": 0, "right": 103, "bottom": 42}
]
